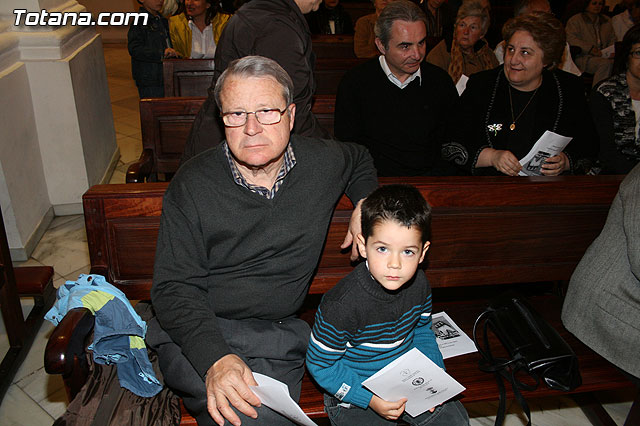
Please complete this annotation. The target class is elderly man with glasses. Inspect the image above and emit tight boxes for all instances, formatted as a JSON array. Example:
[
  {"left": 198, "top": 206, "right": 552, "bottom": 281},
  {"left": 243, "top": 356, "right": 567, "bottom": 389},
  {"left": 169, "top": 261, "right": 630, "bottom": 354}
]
[
  {"left": 180, "top": 0, "right": 330, "bottom": 164},
  {"left": 148, "top": 56, "right": 378, "bottom": 426}
]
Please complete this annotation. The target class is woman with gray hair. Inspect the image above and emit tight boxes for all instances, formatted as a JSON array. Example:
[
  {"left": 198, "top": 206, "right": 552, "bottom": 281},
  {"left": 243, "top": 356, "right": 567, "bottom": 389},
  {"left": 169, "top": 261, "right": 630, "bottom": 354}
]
[{"left": 426, "top": 0, "right": 498, "bottom": 84}]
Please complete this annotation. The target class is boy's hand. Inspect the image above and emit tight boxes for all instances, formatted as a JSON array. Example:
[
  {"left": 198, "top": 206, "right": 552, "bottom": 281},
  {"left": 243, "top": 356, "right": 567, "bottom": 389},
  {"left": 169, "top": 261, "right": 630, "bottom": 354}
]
[
  {"left": 369, "top": 395, "right": 407, "bottom": 421},
  {"left": 164, "top": 47, "right": 179, "bottom": 58}
]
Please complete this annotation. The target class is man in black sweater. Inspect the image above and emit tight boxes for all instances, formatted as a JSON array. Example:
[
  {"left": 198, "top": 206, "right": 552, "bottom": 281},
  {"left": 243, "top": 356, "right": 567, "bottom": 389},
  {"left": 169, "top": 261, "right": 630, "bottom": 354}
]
[
  {"left": 334, "top": 0, "right": 459, "bottom": 176},
  {"left": 149, "top": 56, "right": 377, "bottom": 426}
]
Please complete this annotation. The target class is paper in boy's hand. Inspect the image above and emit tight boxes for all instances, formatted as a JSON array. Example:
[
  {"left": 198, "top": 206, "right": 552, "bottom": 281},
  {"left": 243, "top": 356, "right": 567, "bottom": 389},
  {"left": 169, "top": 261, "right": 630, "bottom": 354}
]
[
  {"left": 250, "top": 373, "right": 316, "bottom": 426},
  {"left": 362, "top": 348, "right": 465, "bottom": 417}
]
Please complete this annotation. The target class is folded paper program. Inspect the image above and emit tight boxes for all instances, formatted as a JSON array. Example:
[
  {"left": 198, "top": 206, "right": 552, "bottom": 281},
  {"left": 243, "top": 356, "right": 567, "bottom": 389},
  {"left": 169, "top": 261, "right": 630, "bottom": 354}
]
[{"left": 45, "top": 274, "right": 162, "bottom": 397}]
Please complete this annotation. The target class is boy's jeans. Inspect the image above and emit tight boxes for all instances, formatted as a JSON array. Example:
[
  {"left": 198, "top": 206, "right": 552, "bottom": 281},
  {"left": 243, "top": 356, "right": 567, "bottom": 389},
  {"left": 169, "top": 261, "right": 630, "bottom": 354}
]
[{"left": 324, "top": 395, "right": 469, "bottom": 426}]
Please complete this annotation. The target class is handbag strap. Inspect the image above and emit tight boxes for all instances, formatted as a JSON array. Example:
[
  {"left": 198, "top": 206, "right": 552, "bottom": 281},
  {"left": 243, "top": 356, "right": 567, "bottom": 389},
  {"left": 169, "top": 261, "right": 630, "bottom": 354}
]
[
  {"left": 473, "top": 308, "right": 538, "bottom": 426},
  {"left": 498, "top": 364, "right": 535, "bottom": 426},
  {"left": 474, "top": 311, "right": 519, "bottom": 372}
]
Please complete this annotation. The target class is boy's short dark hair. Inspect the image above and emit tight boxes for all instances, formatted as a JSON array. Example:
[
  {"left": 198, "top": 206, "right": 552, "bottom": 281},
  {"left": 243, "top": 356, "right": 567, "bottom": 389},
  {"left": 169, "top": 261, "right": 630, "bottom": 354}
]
[{"left": 361, "top": 184, "right": 432, "bottom": 243}]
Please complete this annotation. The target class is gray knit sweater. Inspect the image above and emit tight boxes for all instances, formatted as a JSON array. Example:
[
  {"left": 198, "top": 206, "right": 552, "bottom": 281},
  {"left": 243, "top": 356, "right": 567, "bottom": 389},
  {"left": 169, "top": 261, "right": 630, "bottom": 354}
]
[{"left": 151, "top": 136, "right": 377, "bottom": 377}]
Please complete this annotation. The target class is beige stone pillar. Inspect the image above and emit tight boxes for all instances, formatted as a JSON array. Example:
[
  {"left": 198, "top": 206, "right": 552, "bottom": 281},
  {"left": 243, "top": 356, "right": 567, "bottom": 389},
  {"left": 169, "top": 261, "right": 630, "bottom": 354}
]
[{"left": 0, "top": 0, "right": 118, "bottom": 260}]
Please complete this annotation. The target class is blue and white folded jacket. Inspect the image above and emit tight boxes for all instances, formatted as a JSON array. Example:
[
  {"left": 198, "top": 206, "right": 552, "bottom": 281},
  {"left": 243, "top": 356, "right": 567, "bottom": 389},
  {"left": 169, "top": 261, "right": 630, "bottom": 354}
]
[{"left": 45, "top": 274, "right": 162, "bottom": 397}]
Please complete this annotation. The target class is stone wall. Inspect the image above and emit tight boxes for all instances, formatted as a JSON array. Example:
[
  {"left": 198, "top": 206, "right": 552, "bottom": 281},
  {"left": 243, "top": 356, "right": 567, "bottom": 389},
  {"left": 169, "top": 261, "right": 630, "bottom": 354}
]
[{"left": 0, "top": 0, "right": 118, "bottom": 260}]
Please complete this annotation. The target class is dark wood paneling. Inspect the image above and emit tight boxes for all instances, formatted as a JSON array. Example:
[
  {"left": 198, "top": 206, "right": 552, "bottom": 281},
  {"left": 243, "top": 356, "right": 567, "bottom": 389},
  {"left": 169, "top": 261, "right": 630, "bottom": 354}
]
[
  {"left": 312, "top": 34, "right": 356, "bottom": 59},
  {"left": 83, "top": 176, "right": 623, "bottom": 297},
  {"left": 127, "top": 97, "right": 206, "bottom": 182},
  {"left": 163, "top": 59, "right": 214, "bottom": 97},
  {"left": 141, "top": 97, "right": 205, "bottom": 176},
  {"left": 314, "top": 58, "right": 367, "bottom": 95}
]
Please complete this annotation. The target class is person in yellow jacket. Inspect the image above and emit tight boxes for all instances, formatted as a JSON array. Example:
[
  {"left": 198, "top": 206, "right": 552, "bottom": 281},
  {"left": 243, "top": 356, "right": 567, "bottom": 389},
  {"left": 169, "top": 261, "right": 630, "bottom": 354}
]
[{"left": 169, "top": 0, "right": 231, "bottom": 59}]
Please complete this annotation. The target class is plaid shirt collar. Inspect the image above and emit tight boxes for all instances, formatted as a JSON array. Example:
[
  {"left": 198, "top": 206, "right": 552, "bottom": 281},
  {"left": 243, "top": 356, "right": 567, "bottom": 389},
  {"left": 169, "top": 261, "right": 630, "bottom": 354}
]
[{"left": 223, "top": 141, "right": 296, "bottom": 199}]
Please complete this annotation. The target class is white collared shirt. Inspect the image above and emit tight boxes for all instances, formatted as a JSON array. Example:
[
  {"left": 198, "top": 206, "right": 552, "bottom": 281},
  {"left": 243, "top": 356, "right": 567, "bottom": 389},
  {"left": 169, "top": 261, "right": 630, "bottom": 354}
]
[
  {"left": 188, "top": 20, "right": 216, "bottom": 59},
  {"left": 378, "top": 55, "right": 421, "bottom": 89}
]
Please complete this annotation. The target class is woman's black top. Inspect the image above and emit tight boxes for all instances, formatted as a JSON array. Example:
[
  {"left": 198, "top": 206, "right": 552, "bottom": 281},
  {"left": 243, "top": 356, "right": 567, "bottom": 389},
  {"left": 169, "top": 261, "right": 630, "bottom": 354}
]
[{"left": 444, "top": 67, "right": 598, "bottom": 175}]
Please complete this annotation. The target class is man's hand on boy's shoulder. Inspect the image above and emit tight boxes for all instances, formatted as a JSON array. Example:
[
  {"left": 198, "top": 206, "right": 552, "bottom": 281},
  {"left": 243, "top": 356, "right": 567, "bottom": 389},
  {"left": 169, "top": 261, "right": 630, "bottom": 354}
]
[
  {"left": 341, "top": 199, "right": 365, "bottom": 261},
  {"left": 369, "top": 394, "right": 407, "bottom": 421}
]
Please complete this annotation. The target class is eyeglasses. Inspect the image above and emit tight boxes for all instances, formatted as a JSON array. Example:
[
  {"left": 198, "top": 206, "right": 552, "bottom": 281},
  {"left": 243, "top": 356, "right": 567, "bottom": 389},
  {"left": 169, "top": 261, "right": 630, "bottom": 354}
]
[
  {"left": 630, "top": 50, "right": 640, "bottom": 59},
  {"left": 221, "top": 107, "right": 289, "bottom": 127}
]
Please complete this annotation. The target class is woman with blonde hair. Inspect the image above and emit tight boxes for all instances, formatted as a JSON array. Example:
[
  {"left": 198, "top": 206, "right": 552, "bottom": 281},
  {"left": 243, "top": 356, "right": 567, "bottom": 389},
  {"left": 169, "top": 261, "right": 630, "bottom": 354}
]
[{"left": 426, "top": 0, "right": 498, "bottom": 84}]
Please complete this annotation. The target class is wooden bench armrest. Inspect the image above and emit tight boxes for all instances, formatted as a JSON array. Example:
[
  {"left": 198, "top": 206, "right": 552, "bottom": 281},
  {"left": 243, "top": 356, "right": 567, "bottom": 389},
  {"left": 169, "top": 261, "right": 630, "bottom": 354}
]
[
  {"left": 45, "top": 308, "right": 93, "bottom": 374},
  {"left": 45, "top": 307, "right": 95, "bottom": 400},
  {"left": 126, "top": 149, "right": 154, "bottom": 183}
]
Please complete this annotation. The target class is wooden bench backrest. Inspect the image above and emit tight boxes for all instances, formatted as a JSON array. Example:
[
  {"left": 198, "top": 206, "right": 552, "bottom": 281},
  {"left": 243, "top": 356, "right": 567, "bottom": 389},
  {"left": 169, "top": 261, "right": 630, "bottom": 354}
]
[
  {"left": 311, "top": 35, "right": 356, "bottom": 59},
  {"left": 312, "top": 94, "right": 336, "bottom": 137},
  {"left": 163, "top": 59, "right": 214, "bottom": 97},
  {"left": 139, "top": 97, "right": 206, "bottom": 175},
  {"left": 83, "top": 176, "right": 623, "bottom": 300},
  {"left": 162, "top": 55, "right": 358, "bottom": 98},
  {"left": 314, "top": 58, "right": 368, "bottom": 95}
]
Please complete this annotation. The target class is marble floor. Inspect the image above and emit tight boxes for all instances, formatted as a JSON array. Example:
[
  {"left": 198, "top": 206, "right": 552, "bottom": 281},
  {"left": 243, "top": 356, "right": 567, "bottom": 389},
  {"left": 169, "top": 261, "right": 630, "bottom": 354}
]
[{"left": 0, "top": 43, "right": 635, "bottom": 425}]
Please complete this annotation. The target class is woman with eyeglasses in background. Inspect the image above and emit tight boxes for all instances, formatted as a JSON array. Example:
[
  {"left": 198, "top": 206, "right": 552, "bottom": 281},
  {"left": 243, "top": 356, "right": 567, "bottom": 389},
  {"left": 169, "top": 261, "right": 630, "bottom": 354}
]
[{"left": 589, "top": 24, "right": 640, "bottom": 174}]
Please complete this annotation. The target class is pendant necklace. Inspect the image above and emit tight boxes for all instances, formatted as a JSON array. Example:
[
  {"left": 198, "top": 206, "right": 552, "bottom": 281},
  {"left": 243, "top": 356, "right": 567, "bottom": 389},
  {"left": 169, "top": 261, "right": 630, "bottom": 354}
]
[{"left": 508, "top": 85, "right": 539, "bottom": 131}]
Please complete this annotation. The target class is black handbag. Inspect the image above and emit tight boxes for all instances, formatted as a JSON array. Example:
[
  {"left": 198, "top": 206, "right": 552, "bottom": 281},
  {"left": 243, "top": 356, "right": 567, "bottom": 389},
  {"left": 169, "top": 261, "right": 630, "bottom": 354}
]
[{"left": 472, "top": 294, "right": 582, "bottom": 426}]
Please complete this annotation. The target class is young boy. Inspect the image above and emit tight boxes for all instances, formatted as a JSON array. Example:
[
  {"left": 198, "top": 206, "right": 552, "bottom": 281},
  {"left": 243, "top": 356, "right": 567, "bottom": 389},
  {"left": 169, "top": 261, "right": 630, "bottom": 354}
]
[
  {"left": 127, "top": 0, "right": 178, "bottom": 98},
  {"left": 306, "top": 184, "right": 469, "bottom": 425}
]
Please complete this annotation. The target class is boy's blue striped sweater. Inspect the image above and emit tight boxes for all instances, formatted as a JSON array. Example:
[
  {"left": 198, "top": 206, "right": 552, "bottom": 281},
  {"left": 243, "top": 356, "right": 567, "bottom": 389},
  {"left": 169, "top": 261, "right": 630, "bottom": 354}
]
[{"left": 306, "top": 262, "right": 444, "bottom": 409}]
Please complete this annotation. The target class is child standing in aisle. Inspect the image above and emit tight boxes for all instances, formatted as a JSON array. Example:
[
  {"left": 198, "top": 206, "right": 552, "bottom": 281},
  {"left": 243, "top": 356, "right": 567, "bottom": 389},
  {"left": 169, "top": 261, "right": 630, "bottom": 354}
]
[{"left": 128, "top": 0, "right": 178, "bottom": 98}]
